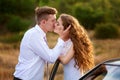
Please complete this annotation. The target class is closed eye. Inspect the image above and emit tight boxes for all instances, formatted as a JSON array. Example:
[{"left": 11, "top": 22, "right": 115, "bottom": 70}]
[{"left": 56, "top": 21, "right": 60, "bottom": 26}]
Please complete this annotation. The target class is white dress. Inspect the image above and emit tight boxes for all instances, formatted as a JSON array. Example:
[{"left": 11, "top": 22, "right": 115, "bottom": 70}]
[{"left": 62, "top": 39, "right": 82, "bottom": 80}]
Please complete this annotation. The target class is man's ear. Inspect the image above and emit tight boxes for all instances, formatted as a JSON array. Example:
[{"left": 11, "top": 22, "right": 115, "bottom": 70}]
[{"left": 41, "top": 19, "right": 46, "bottom": 25}]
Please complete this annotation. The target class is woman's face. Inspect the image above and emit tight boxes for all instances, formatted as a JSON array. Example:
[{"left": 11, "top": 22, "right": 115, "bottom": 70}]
[{"left": 54, "top": 17, "right": 64, "bottom": 35}]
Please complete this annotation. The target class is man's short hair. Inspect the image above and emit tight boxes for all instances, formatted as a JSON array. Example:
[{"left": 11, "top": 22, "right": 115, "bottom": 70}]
[{"left": 35, "top": 6, "right": 57, "bottom": 24}]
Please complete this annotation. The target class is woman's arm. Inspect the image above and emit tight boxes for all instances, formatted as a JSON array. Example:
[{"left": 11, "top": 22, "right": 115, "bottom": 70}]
[{"left": 59, "top": 44, "right": 74, "bottom": 64}]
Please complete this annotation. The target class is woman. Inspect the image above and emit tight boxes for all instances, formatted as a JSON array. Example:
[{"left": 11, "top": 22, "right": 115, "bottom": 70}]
[{"left": 54, "top": 13, "right": 94, "bottom": 80}]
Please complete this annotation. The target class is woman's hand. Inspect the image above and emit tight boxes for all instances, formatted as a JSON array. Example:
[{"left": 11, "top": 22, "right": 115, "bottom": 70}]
[{"left": 60, "top": 25, "right": 71, "bottom": 41}]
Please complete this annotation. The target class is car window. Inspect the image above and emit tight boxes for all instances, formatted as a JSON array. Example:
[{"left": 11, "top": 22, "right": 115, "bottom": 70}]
[
  {"left": 83, "top": 64, "right": 120, "bottom": 80},
  {"left": 102, "top": 65, "right": 120, "bottom": 80}
]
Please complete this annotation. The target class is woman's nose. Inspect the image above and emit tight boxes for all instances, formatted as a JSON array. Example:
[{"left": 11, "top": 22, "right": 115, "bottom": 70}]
[{"left": 54, "top": 22, "right": 58, "bottom": 27}]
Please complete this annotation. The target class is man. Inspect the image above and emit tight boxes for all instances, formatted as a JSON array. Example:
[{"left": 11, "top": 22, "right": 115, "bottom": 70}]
[{"left": 13, "top": 6, "right": 70, "bottom": 80}]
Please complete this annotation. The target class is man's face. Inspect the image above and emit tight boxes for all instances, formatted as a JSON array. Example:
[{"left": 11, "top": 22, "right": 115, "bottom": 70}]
[{"left": 45, "top": 14, "right": 56, "bottom": 32}]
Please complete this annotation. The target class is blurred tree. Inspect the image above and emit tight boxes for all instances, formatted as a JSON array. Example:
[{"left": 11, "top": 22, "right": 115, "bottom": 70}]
[
  {"left": 0, "top": 0, "right": 36, "bottom": 33},
  {"left": 39, "top": 0, "right": 50, "bottom": 6},
  {"left": 0, "top": 0, "right": 120, "bottom": 33},
  {"left": 35, "top": 0, "right": 40, "bottom": 6},
  {"left": 0, "top": 0, "right": 35, "bottom": 16},
  {"left": 109, "top": 0, "right": 120, "bottom": 25},
  {"left": 73, "top": 2, "right": 104, "bottom": 29},
  {"left": 95, "top": 23, "right": 119, "bottom": 39}
]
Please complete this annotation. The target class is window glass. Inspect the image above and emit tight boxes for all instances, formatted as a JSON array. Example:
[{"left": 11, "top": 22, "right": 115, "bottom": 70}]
[{"left": 84, "top": 64, "right": 120, "bottom": 80}]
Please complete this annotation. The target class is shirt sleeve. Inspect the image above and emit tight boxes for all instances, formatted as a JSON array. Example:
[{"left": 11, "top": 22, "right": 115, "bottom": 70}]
[{"left": 29, "top": 34, "right": 65, "bottom": 63}]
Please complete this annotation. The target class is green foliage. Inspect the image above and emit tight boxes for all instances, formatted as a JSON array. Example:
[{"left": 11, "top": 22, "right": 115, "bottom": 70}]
[
  {"left": 109, "top": 0, "right": 120, "bottom": 25},
  {"left": 0, "top": 14, "right": 9, "bottom": 25},
  {"left": 73, "top": 3, "right": 104, "bottom": 29},
  {"left": 0, "top": 0, "right": 120, "bottom": 40},
  {"left": 94, "top": 23, "right": 119, "bottom": 39},
  {"left": 6, "top": 15, "right": 31, "bottom": 33},
  {"left": 0, "top": 0, "right": 35, "bottom": 16},
  {"left": 0, "top": 0, "right": 35, "bottom": 34}
]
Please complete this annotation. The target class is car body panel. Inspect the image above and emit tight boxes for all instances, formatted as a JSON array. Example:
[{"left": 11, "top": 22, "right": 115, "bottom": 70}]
[
  {"left": 79, "top": 58, "right": 120, "bottom": 80},
  {"left": 49, "top": 58, "right": 120, "bottom": 80}
]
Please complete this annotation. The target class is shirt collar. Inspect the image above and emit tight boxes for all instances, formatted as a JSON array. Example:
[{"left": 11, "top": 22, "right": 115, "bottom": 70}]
[{"left": 35, "top": 24, "right": 46, "bottom": 37}]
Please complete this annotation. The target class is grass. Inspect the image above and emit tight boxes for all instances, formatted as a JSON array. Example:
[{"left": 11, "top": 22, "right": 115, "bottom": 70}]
[
  {"left": 0, "top": 43, "right": 19, "bottom": 80},
  {"left": 93, "top": 39, "right": 120, "bottom": 64},
  {"left": 0, "top": 32, "right": 120, "bottom": 80}
]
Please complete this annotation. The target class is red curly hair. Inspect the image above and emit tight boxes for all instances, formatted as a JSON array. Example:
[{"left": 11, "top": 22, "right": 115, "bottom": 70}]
[{"left": 60, "top": 14, "right": 94, "bottom": 73}]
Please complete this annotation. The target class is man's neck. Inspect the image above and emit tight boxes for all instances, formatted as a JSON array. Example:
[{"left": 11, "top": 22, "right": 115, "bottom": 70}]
[{"left": 38, "top": 24, "right": 47, "bottom": 33}]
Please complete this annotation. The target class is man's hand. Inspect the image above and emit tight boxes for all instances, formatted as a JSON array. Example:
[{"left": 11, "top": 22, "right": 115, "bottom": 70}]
[{"left": 60, "top": 25, "right": 71, "bottom": 41}]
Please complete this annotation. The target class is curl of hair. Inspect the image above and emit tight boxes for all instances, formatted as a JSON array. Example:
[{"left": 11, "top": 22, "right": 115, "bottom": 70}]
[{"left": 60, "top": 14, "right": 94, "bottom": 73}]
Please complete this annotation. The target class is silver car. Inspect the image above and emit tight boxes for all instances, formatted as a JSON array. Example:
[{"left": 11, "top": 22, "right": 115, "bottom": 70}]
[{"left": 49, "top": 58, "right": 120, "bottom": 80}]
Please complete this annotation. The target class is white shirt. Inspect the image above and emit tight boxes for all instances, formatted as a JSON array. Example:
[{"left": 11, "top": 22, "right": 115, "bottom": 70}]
[
  {"left": 14, "top": 25, "right": 65, "bottom": 80},
  {"left": 62, "top": 39, "right": 82, "bottom": 80}
]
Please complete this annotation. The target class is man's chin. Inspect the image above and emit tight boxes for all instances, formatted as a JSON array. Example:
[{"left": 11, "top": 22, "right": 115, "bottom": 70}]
[
  {"left": 53, "top": 30, "right": 57, "bottom": 33},
  {"left": 48, "top": 29, "right": 53, "bottom": 32}
]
